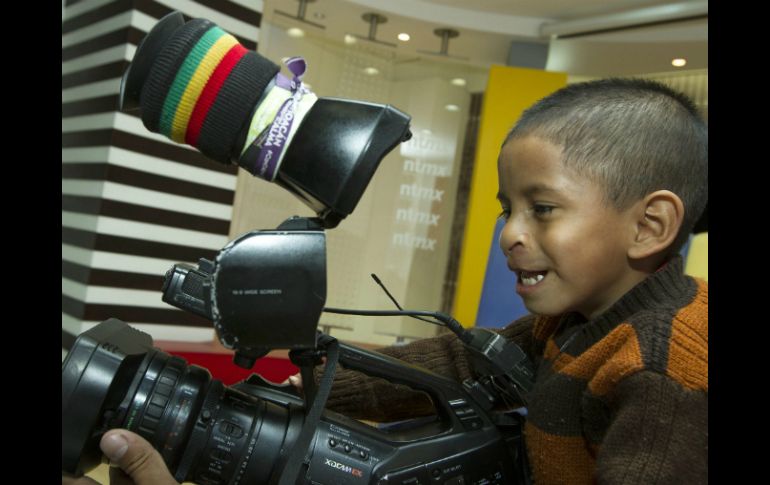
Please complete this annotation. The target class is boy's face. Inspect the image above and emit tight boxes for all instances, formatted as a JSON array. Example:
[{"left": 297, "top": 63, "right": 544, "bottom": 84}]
[{"left": 497, "top": 136, "right": 643, "bottom": 320}]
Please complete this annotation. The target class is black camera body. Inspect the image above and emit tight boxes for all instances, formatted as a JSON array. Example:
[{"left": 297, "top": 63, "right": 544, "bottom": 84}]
[
  {"left": 62, "top": 318, "right": 528, "bottom": 484},
  {"left": 61, "top": 218, "right": 534, "bottom": 485},
  {"left": 62, "top": 217, "right": 533, "bottom": 485}
]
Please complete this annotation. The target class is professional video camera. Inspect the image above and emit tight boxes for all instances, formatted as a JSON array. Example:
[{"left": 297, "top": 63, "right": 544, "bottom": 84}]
[
  {"left": 62, "top": 217, "right": 535, "bottom": 484},
  {"left": 61, "top": 11, "right": 535, "bottom": 485}
]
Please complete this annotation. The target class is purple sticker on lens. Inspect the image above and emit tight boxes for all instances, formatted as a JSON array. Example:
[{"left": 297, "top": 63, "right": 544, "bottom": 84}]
[{"left": 252, "top": 57, "right": 311, "bottom": 181}]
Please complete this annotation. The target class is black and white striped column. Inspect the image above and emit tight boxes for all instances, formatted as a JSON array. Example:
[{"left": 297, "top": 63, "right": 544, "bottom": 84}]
[{"left": 62, "top": 0, "right": 264, "bottom": 356}]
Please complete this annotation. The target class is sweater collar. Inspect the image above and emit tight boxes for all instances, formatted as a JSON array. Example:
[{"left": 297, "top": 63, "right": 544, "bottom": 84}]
[{"left": 551, "top": 256, "right": 690, "bottom": 354}]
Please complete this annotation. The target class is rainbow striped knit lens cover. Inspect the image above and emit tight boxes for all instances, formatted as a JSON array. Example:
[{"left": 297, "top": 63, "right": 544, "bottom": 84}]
[{"left": 139, "top": 18, "right": 280, "bottom": 165}]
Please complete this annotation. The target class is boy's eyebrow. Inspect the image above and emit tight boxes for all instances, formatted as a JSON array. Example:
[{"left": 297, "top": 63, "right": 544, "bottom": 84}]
[
  {"left": 497, "top": 184, "right": 561, "bottom": 201},
  {"left": 523, "top": 184, "right": 560, "bottom": 197}
]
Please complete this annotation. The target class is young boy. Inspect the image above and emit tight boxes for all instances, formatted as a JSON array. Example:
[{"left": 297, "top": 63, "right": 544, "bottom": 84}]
[{"left": 321, "top": 78, "right": 708, "bottom": 484}]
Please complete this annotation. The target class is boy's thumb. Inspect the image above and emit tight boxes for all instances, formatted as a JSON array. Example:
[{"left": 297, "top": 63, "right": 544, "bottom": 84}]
[{"left": 100, "top": 430, "right": 179, "bottom": 485}]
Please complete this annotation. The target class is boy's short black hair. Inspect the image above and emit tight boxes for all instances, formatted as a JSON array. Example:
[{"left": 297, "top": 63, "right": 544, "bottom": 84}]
[{"left": 505, "top": 78, "right": 708, "bottom": 257}]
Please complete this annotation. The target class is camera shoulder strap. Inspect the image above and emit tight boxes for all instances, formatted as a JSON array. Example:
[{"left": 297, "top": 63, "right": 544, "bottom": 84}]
[{"left": 277, "top": 335, "right": 340, "bottom": 485}]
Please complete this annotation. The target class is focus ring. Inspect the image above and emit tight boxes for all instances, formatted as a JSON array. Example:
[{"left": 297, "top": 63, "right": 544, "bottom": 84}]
[{"left": 138, "top": 357, "right": 184, "bottom": 437}]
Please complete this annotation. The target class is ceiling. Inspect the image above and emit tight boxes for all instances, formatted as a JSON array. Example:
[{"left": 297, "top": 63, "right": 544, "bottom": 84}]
[{"left": 261, "top": 0, "right": 708, "bottom": 77}]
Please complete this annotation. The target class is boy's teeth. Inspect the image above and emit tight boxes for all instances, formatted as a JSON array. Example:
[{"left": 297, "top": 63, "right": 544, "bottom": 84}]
[{"left": 520, "top": 272, "right": 545, "bottom": 286}]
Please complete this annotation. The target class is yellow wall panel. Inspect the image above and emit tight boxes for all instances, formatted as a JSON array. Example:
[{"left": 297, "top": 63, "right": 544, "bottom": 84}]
[
  {"left": 452, "top": 66, "right": 567, "bottom": 326},
  {"left": 685, "top": 232, "right": 708, "bottom": 281}
]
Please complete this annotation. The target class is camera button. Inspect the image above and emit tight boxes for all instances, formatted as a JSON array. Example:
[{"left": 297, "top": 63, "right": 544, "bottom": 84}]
[
  {"left": 459, "top": 417, "right": 483, "bottom": 431},
  {"left": 344, "top": 444, "right": 352, "bottom": 453},
  {"left": 219, "top": 421, "right": 243, "bottom": 438},
  {"left": 452, "top": 407, "right": 473, "bottom": 418},
  {"left": 328, "top": 438, "right": 337, "bottom": 448}
]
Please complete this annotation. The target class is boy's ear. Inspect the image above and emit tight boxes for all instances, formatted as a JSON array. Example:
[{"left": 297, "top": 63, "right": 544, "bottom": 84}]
[{"left": 627, "top": 190, "right": 684, "bottom": 260}]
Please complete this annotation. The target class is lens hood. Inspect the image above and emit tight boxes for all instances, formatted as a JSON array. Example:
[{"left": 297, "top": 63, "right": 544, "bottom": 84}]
[{"left": 61, "top": 319, "right": 155, "bottom": 476}]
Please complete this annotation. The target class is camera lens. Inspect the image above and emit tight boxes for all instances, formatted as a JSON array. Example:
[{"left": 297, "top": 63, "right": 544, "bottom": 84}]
[
  {"left": 138, "top": 351, "right": 304, "bottom": 484},
  {"left": 61, "top": 320, "right": 304, "bottom": 484}
]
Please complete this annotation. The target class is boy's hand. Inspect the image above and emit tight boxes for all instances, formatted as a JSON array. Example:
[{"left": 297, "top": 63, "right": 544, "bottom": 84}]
[
  {"left": 62, "top": 429, "right": 179, "bottom": 485},
  {"left": 283, "top": 373, "right": 303, "bottom": 392}
]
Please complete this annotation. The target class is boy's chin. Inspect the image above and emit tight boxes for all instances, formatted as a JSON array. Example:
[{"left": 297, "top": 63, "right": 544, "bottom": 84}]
[
  {"left": 522, "top": 302, "right": 554, "bottom": 316},
  {"left": 521, "top": 299, "right": 572, "bottom": 318}
]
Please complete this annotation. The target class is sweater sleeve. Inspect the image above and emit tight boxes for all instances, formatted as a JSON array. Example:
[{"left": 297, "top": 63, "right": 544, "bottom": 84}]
[
  {"left": 323, "top": 315, "right": 537, "bottom": 422},
  {"left": 596, "top": 370, "right": 708, "bottom": 484}
]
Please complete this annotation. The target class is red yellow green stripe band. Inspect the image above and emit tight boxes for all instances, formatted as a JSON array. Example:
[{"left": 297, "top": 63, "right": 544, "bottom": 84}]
[
  {"left": 171, "top": 32, "right": 239, "bottom": 142},
  {"left": 185, "top": 43, "right": 248, "bottom": 146},
  {"left": 158, "top": 26, "right": 227, "bottom": 138}
]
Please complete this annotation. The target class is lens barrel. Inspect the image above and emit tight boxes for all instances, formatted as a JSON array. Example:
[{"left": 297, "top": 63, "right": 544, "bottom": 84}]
[{"left": 62, "top": 319, "right": 302, "bottom": 484}]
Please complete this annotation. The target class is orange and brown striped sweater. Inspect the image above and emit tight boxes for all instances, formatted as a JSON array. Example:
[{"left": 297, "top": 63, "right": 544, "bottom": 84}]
[{"left": 324, "top": 257, "right": 708, "bottom": 484}]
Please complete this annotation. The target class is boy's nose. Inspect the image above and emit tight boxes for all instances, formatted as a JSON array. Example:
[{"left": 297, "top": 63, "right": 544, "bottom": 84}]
[{"left": 499, "top": 217, "right": 530, "bottom": 255}]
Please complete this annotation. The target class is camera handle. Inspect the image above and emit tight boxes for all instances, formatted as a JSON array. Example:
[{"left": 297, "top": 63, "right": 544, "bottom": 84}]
[{"left": 334, "top": 340, "right": 496, "bottom": 435}]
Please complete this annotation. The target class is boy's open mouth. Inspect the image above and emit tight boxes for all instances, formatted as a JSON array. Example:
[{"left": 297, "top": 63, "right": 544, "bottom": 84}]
[{"left": 519, "top": 270, "right": 547, "bottom": 286}]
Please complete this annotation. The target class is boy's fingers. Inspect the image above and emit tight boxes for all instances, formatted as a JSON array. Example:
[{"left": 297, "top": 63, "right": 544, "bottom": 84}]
[
  {"left": 289, "top": 374, "right": 303, "bottom": 390},
  {"left": 100, "top": 430, "right": 179, "bottom": 485}
]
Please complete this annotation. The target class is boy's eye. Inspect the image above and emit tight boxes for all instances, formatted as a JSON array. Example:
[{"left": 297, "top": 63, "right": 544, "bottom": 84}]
[
  {"left": 498, "top": 204, "right": 554, "bottom": 220},
  {"left": 531, "top": 204, "right": 554, "bottom": 216}
]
